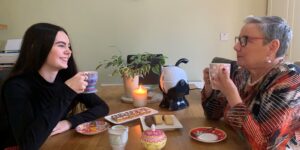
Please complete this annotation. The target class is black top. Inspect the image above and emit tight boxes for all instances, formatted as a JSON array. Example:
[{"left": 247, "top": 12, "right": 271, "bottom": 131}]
[{"left": 0, "top": 71, "right": 109, "bottom": 150}]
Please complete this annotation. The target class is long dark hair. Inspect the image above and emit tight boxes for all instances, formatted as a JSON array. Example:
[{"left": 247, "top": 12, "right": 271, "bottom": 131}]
[{"left": 8, "top": 23, "right": 78, "bottom": 81}]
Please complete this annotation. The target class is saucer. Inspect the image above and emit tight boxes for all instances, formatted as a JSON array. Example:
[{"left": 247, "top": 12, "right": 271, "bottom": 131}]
[
  {"left": 189, "top": 127, "right": 227, "bottom": 143},
  {"left": 121, "top": 91, "right": 163, "bottom": 104}
]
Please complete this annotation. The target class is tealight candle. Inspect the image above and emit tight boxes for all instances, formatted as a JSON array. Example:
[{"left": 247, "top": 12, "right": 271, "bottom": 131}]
[{"left": 132, "top": 85, "right": 148, "bottom": 107}]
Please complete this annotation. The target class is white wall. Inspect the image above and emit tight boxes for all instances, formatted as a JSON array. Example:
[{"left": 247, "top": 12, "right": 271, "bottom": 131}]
[
  {"left": 267, "top": 0, "right": 300, "bottom": 62},
  {"left": 0, "top": 0, "right": 267, "bottom": 84},
  {"left": 292, "top": 3, "right": 300, "bottom": 61}
]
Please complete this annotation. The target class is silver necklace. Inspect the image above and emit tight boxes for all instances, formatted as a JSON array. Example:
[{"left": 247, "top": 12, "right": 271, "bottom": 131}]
[
  {"left": 247, "top": 59, "right": 283, "bottom": 86},
  {"left": 247, "top": 75, "right": 264, "bottom": 86}
]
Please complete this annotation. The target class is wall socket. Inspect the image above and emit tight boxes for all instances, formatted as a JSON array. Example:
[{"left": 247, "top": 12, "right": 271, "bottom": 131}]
[{"left": 220, "top": 32, "right": 230, "bottom": 41}]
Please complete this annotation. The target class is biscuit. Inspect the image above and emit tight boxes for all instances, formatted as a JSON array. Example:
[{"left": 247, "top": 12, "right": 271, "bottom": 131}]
[
  {"left": 163, "top": 115, "right": 174, "bottom": 125},
  {"left": 144, "top": 116, "right": 155, "bottom": 127},
  {"left": 154, "top": 115, "right": 163, "bottom": 125}
]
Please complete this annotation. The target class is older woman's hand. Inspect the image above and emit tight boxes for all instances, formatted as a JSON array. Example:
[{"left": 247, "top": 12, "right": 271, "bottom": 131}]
[
  {"left": 211, "top": 67, "right": 231, "bottom": 91},
  {"left": 203, "top": 67, "right": 213, "bottom": 96},
  {"left": 212, "top": 67, "right": 242, "bottom": 107},
  {"left": 65, "top": 72, "right": 88, "bottom": 93}
]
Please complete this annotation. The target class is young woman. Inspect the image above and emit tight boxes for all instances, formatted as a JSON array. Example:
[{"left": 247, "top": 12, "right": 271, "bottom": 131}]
[{"left": 0, "top": 23, "right": 109, "bottom": 150}]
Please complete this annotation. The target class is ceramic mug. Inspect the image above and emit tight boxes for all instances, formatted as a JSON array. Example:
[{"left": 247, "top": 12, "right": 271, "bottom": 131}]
[
  {"left": 83, "top": 71, "right": 98, "bottom": 93},
  {"left": 209, "top": 63, "right": 231, "bottom": 90},
  {"left": 108, "top": 125, "right": 129, "bottom": 150}
]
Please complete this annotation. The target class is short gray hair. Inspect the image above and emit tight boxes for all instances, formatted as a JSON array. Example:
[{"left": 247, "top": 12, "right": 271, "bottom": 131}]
[{"left": 244, "top": 16, "right": 292, "bottom": 57}]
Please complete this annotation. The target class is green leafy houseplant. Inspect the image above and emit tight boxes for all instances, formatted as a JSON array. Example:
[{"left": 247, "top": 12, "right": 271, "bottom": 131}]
[{"left": 96, "top": 53, "right": 167, "bottom": 78}]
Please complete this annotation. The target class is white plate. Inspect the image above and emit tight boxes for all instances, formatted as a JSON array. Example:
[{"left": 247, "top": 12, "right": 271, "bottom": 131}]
[
  {"left": 140, "top": 115, "right": 183, "bottom": 131},
  {"left": 105, "top": 107, "right": 158, "bottom": 124},
  {"left": 121, "top": 91, "right": 163, "bottom": 104}
]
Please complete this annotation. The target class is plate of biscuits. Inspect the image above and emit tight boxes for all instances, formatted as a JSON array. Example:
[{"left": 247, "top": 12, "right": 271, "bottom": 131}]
[{"left": 140, "top": 114, "right": 183, "bottom": 131}]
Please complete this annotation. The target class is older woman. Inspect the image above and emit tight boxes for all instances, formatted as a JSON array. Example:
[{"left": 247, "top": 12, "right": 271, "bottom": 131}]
[{"left": 202, "top": 16, "right": 300, "bottom": 149}]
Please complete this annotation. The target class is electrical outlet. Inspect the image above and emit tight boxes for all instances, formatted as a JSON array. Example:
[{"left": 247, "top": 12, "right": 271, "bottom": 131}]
[{"left": 220, "top": 32, "right": 229, "bottom": 41}]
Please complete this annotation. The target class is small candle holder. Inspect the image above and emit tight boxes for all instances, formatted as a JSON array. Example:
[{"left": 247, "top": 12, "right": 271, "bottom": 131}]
[{"left": 132, "top": 85, "right": 148, "bottom": 107}]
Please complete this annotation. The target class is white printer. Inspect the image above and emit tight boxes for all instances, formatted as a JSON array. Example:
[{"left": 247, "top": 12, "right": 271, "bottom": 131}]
[{"left": 0, "top": 39, "right": 21, "bottom": 68}]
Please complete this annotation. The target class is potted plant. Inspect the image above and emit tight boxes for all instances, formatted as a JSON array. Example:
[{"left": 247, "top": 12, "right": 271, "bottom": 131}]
[{"left": 96, "top": 52, "right": 166, "bottom": 98}]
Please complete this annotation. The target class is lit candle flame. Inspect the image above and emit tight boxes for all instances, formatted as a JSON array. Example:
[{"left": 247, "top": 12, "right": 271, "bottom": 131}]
[
  {"left": 132, "top": 85, "right": 148, "bottom": 102},
  {"left": 135, "top": 85, "right": 147, "bottom": 94}
]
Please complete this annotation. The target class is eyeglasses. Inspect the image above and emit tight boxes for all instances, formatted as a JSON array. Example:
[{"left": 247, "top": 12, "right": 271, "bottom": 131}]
[{"left": 235, "top": 36, "right": 265, "bottom": 47}]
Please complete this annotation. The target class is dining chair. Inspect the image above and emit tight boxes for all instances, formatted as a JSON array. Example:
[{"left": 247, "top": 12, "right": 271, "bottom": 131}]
[
  {"left": 294, "top": 61, "right": 300, "bottom": 66},
  {"left": 211, "top": 57, "right": 238, "bottom": 78},
  {"left": 292, "top": 61, "right": 300, "bottom": 72},
  {"left": 0, "top": 68, "right": 11, "bottom": 91}
]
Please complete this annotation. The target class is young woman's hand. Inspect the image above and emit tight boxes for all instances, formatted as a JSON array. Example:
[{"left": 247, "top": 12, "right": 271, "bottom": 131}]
[
  {"left": 50, "top": 120, "right": 72, "bottom": 136},
  {"left": 65, "top": 72, "right": 88, "bottom": 93}
]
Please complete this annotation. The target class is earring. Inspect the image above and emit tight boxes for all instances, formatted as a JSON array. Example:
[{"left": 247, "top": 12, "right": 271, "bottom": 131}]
[{"left": 266, "top": 57, "right": 272, "bottom": 63}]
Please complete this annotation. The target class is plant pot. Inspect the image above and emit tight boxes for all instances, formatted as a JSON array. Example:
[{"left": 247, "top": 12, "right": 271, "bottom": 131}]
[{"left": 123, "top": 75, "right": 139, "bottom": 98}]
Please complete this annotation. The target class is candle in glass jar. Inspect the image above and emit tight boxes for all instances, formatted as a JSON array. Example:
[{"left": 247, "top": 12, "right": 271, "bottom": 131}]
[{"left": 132, "top": 86, "right": 148, "bottom": 107}]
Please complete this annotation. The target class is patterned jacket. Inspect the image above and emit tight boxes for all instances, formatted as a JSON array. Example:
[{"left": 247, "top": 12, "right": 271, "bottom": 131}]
[{"left": 201, "top": 62, "right": 300, "bottom": 150}]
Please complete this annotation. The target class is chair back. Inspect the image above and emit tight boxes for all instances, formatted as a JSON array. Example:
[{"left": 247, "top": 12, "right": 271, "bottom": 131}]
[
  {"left": 294, "top": 61, "right": 300, "bottom": 66},
  {"left": 292, "top": 61, "right": 300, "bottom": 72},
  {"left": 211, "top": 57, "right": 238, "bottom": 78}
]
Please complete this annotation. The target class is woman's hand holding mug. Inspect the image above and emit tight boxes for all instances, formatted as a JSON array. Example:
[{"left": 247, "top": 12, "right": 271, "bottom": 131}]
[{"left": 65, "top": 72, "right": 88, "bottom": 93}]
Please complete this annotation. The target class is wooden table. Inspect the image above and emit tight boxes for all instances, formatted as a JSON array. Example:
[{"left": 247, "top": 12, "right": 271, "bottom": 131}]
[{"left": 41, "top": 85, "right": 249, "bottom": 150}]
